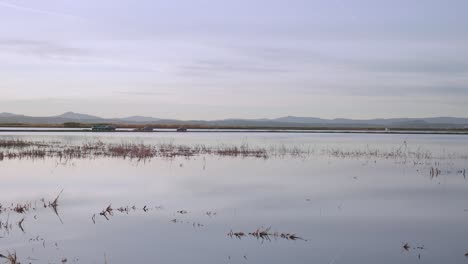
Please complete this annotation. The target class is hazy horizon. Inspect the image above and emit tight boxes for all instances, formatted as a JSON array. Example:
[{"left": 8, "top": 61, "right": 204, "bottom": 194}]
[
  {"left": 1, "top": 0, "right": 467, "bottom": 119},
  {"left": 2, "top": 110, "right": 468, "bottom": 121}
]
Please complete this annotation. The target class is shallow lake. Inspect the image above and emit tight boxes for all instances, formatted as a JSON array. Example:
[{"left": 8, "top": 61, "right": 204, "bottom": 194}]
[{"left": 0, "top": 132, "right": 467, "bottom": 263}]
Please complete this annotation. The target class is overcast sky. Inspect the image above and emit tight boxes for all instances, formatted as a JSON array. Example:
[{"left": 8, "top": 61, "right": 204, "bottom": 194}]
[{"left": 1, "top": 0, "right": 467, "bottom": 119}]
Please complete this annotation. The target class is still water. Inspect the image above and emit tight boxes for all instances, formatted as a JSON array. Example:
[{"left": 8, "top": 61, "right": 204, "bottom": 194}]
[{"left": 0, "top": 132, "right": 467, "bottom": 263}]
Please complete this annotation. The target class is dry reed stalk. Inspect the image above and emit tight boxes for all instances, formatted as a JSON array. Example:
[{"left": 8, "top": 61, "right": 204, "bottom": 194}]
[{"left": 0, "top": 251, "right": 19, "bottom": 264}]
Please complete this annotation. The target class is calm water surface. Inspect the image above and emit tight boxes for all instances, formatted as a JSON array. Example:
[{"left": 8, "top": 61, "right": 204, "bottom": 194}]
[{"left": 0, "top": 132, "right": 467, "bottom": 263}]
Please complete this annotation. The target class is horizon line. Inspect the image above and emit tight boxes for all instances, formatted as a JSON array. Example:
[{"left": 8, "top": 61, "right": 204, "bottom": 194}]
[{"left": 1, "top": 111, "right": 468, "bottom": 121}]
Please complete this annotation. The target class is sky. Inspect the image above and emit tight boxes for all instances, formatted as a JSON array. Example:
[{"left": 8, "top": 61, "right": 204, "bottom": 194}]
[{"left": 0, "top": 0, "right": 467, "bottom": 119}]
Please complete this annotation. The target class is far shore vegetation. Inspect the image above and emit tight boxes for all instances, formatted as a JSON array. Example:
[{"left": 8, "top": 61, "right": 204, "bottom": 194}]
[{"left": 0, "top": 122, "right": 467, "bottom": 132}]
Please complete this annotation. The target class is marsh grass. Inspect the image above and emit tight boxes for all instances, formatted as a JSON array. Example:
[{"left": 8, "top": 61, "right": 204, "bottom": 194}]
[
  {"left": 100, "top": 205, "right": 113, "bottom": 220},
  {"left": 3, "top": 138, "right": 464, "bottom": 163},
  {"left": 49, "top": 190, "right": 64, "bottom": 223},
  {"left": 97, "top": 204, "right": 154, "bottom": 221},
  {"left": 0, "top": 191, "right": 63, "bottom": 234},
  {"left": 17, "top": 218, "right": 25, "bottom": 233},
  {"left": 0, "top": 139, "right": 44, "bottom": 148},
  {"left": 0, "top": 251, "right": 18, "bottom": 264},
  {"left": 228, "top": 227, "right": 305, "bottom": 242},
  {"left": 0, "top": 215, "right": 13, "bottom": 234},
  {"left": 0, "top": 140, "right": 274, "bottom": 160},
  {"left": 2, "top": 191, "right": 467, "bottom": 261},
  {"left": 403, "top": 242, "right": 411, "bottom": 251}
]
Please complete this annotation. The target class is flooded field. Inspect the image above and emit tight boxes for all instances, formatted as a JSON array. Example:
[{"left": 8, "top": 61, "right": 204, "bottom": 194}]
[{"left": 0, "top": 132, "right": 467, "bottom": 263}]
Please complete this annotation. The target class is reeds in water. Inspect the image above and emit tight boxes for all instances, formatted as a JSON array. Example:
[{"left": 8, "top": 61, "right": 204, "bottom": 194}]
[
  {"left": 0, "top": 252, "right": 18, "bottom": 264},
  {"left": 2, "top": 138, "right": 468, "bottom": 164},
  {"left": 228, "top": 227, "right": 305, "bottom": 242}
]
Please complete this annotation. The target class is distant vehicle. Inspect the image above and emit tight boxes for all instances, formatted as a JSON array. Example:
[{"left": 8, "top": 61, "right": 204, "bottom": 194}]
[
  {"left": 176, "top": 127, "right": 187, "bottom": 132},
  {"left": 134, "top": 126, "right": 154, "bottom": 132},
  {"left": 91, "top": 125, "right": 116, "bottom": 132}
]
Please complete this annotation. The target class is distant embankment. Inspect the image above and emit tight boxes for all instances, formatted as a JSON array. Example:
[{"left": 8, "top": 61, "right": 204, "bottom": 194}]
[
  {"left": 1, "top": 112, "right": 468, "bottom": 130},
  {"left": 0, "top": 126, "right": 468, "bottom": 135},
  {"left": 1, "top": 121, "right": 468, "bottom": 130}
]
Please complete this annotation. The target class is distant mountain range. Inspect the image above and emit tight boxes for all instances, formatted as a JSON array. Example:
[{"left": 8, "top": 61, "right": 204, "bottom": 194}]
[{"left": 1, "top": 112, "right": 468, "bottom": 129}]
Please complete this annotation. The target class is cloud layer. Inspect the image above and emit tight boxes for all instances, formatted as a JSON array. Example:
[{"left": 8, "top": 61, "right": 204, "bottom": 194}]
[{"left": 0, "top": 0, "right": 467, "bottom": 119}]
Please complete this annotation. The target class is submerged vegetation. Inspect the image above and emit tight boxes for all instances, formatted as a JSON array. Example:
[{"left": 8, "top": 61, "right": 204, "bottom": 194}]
[
  {"left": 0, "top": 139, "right": 273, "bottom": 160},
  {"left": 0, "top": 138, "right": 467, "bottom": 163},
  {"left": 0, "top": 191, "right": 63, "bottom": 235},
  {"left": 1, "top": 136, "right": 467, "bottom": 263},
  {"left": 2, "top": 189, "right": 467, "bottom": 262},
  {"left": 228, "top": 228, "right": 306, "bottom": 242},
  {"left": 0, "top": 252, "right": 18, "bottom": 264},
  {"left": 1, "top": 190, "right": 308, "bottom": 263}
]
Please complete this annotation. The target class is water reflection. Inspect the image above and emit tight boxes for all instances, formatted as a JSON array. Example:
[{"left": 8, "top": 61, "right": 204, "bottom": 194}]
[{"left": 0, "top": 133, "right": 467, "bottom": 263}]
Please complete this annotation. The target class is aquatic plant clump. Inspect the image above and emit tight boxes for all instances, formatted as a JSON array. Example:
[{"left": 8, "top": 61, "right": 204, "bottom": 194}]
[
  {"left": 0, "top": 139, "right": 282, "bottom": 160},
  {"left": 227, "top": 227, "right": 306, "bottom": 242},
  {"left": 0, "top": 139, "right": 467, "bottom": 162}
]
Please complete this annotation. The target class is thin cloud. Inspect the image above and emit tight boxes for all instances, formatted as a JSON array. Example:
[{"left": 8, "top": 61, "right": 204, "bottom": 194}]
[
  {"left": 232, "top": 44, "right": 468, "bottom": 75},
  {"left": 179, "top": 59, "right": 290, "bottom": 76},
  {"left": 115, "top": 91, "right": 172, "bottom": 96},
  {"left": 0, "top": 38, "right": 161, "bottom": 72},
  {"left": 0, "top": 39, "right": 89, "bottom": 59},
  {"left": 0, "top": 0, "right": 84, "bottom": 21}
]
